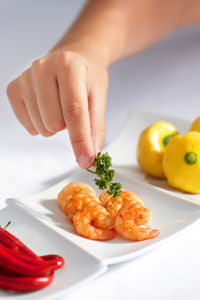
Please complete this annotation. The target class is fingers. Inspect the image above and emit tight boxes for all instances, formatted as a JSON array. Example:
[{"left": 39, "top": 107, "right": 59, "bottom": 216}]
[
  {"left": 57, "top": 52, "right": 94, "bottom": 168},
  {"left": 31, "top": 59, "right": 66, "bottom": 133},
  {"left": 7, "top": 59, "right": 65, "bottom": 138},
  {"left": 19, "top": 69, "right": 53, "bottom": 137},
  {"left": 7, "top": 79, "right": 38, "bottom": 135}
]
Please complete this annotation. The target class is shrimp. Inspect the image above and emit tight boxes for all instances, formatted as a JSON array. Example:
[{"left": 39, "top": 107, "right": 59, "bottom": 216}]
[
  {"left": 58, "top": 183, "right": 159, "bottom": 242},
  {"left": 57, "top": 182, "right": 100, "bottom": 221},
  {"left": 99, "top": 189, "right": 144, "bottom": 218},
  {"left": 115, "top": 203, "right": 159, "bottom": 241},
  {"left": 65, "top": 194, "right": 101, "bottom": 221},
  {"left": 73, "top": 205, "right": 116, "bottom": 241}
]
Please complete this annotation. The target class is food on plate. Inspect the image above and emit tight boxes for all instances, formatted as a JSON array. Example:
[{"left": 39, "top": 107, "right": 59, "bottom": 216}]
[
  {"left": 58, "top": 182, "right": 100, "bottom": 221},
  {"left": 163, "top": 131, "right": 200, "bottom": 193},
  {"left": 100, "top": 189, "right": 158, "bottom": 241},
  {"left": 115, "top": 202, "right": 159, "bottom": 241},
  {"left": 58, "top": 181, "right": 159, "bottom": 242},
  {"left": 190, "top": 116, "right": 200, "bottom": 132},
  {"left": 0, "top": 270, "right": 54, "bottom": 292},
  {"left": 99, "top": 189, "right": 144, "bottom": 218},
  {"left": 73, "top": 205, "right": 116, "bottom": 240},
  {"left": 0, "top": 221, "right": 41, "bottom": 260},
  {"left": 87, "top": 152, "right": 122, "bottom": 197},
  {"left": 137, "top": 121, "right": 178, "bottom": 178},
  {"left": 0, "top": 223, "right": 64, "bottom": 292}
]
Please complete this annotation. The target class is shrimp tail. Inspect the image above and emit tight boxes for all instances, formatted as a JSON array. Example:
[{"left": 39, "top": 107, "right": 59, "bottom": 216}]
[{"left": 134, "top": 227, "right": 159, "bottom": 241}]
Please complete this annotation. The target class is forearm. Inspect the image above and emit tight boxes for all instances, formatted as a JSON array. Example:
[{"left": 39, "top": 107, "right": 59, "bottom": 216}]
[{"left": 52, "top": 0, "right": 200, "bottom": 66}]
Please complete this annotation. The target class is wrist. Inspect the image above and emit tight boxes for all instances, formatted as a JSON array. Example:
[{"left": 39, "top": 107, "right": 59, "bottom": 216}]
[{"left": 51, "top": 0, "right": 126, "bottom": 66}]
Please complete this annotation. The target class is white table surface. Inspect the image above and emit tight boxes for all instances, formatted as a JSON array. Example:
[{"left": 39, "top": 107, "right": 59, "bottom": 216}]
[{"left": 1, "top": 1, "right": 200, "bottom": 299}]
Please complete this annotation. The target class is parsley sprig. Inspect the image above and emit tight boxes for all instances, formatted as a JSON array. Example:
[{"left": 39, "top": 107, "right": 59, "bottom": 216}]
[{"left": 87, "top": 152, "right": 122, "bottom": 197}]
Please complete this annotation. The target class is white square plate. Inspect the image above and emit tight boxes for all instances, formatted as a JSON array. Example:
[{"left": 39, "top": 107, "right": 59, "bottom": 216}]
[{"left": 1, "top": 110, "right": 200, "bottom": 298}]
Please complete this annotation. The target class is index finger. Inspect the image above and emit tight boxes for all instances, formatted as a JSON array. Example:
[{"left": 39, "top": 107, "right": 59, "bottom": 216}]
[{"left": 57, "top": 54, "right": 94, "bottom": 168}]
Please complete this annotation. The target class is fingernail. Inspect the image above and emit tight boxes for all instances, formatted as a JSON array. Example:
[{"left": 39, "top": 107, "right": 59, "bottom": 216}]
[{"left": 78, "top": 155, "right": 91, "bottom": 169}]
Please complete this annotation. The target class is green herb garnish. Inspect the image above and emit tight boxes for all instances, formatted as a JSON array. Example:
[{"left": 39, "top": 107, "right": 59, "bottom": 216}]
[{"left": 87, "top": 152, "right": 122, "bottom": 197}]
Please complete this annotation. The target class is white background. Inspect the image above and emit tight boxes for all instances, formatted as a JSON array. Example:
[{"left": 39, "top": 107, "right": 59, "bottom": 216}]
[{"left": 1, "top": 1, "right": 200, "bottom": 299}]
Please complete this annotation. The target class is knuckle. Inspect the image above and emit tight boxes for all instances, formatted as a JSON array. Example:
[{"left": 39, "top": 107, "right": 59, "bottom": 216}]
[
  {"left": 32, "top": 59, "right": 45, "bottom": 78},
  {"left": 71, "top": 134, "right": 86, "bottom": 147},
  {"left": 57, "top": 51, "right": 78, "bottom": 68},
  {"left": 32, "top": 58, "right": 43, "bottom": 69},
  {"left": 65, "top": 102, "right": 85, "bottom": 119},
  {"left": 63, "top": 50, "right": 74, "bottom": 63},
  {"left": 57, "top": 51, "right": 68, "bottom": 67},
  {"left": 56, "top": 51, "right": 87, "bottom": 77}
]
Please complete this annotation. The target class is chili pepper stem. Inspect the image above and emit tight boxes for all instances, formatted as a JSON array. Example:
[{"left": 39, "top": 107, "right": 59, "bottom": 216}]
[{"left": 4, "top": 221, "right": 11, "bottom": 230}]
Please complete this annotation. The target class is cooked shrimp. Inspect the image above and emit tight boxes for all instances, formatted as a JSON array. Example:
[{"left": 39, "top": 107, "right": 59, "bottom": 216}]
[
  {"left": 57, "top": 182, "right": 100, "bottom": 221},
  {"left": 115, "top": 203, "right": 159, "bottom": 241},
  {"left": 58, "top": 183, "right": 159, "bottom": 242},
  {"left": 58, "top": 182, "right": 97, "bottom": 211},
  {"left": 99, "top": 189, "right": 144, "bottom": 218},
  {"left": 65, "top": 193, "right": 101, "bottom": 221},
  {"left": 73, "top": 205, "right": 116, "bottom": 241}
]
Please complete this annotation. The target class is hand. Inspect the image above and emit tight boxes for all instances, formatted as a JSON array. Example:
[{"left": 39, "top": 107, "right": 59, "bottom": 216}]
[{"left": 7, "top": 45, "right": 108, "bottom": 168}]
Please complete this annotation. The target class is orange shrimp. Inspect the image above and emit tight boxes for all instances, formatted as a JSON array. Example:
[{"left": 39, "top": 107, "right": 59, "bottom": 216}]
[
  {"left": 99, "top": 189, "right": 144, "bottom": 218},
  {"left": 57, "top": 182, "right": 100, "bottom": 221},
  {"left": 58, "top": 183, "right": 159, "bottom": 242},
  {"left": 115, "top": 203, "right": 159, "bottom": 241},
  {"left": 73, "top": 205, "right": 116, "bottom": 241}
]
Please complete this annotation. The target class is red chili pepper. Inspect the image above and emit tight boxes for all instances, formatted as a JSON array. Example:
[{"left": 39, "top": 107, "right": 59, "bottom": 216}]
[
  {"left": 0, "top": 228, "right": 65, "bottom": 270},
  {"left": 13, "top": 253, "right": 65, "bottom": 270},
  {"left": 0, "top": 225, "right": 65, "bottom": 293},
  {"left": 0, "top": 248, "right": 43, "bottom": 266},
  {"left": 0, "top": 271, "right": 54, "bottom": 291},
  {"left": 13, "top": 252, "right": 65, "bottom": 270},
  {"left": 0, "top": 265, "right": 18, "bottom": 277},
  {"left": 41, "top": 255, "right": 65, "bottom": 270},
  {"left": 0, "top": 243, "right": 60, "bottom": 276},
  {"left": 0, "top": 227, "right": 41, "bottom": 260},
  {"left": 0, "top": 247, "right": 65, "bottom": 271}
]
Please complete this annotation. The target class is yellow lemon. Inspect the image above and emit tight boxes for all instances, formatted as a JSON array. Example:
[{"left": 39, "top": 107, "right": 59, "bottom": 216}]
[
  {"left": 137, "top": 121, "right": 178, "bottom": 178},
  {"left": 163, "top": 131, "right": 200, "bottom": 194},
  {"left": 190, "top": 117, "right": 200, "bottom": 132}
]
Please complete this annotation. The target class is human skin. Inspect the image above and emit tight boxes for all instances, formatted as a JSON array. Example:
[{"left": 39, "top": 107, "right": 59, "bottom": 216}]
[{"left": 6, "top": 0, "right": 200, "bottom": 168}]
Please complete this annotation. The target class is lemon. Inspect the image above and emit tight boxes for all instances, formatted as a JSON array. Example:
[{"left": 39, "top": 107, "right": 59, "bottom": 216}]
[
  {"left": 190, "top": 117, "right": 200, "bottom": 132},
  {"left": 137, "top": 121, "right": 178, "bottom": 178},
  {"left": 163, "top": 131, "right": 200, "bottom": 194}
]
